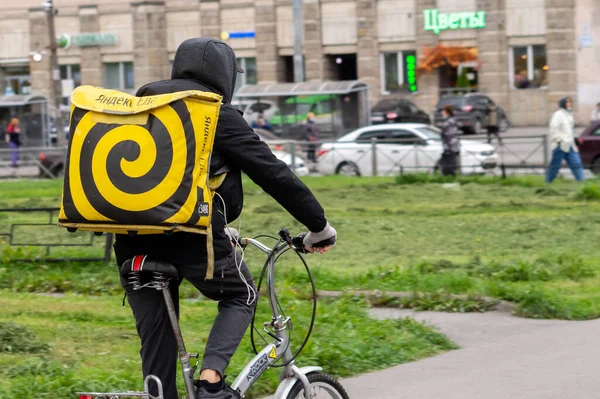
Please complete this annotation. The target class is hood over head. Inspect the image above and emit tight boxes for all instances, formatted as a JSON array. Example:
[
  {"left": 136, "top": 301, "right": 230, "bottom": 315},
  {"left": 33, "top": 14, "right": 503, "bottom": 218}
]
[
  {"left": 558, "top": 97, "right": 572, "bottom": 111},
  {"left": 171, "top": 38, "right": 243, "bottom": 103}
]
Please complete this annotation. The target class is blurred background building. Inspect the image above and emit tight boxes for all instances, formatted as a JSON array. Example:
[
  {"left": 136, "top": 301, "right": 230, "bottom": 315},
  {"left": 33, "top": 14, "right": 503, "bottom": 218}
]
[{"left": 0, "top": 0, "right": 598, "bottom": 127}]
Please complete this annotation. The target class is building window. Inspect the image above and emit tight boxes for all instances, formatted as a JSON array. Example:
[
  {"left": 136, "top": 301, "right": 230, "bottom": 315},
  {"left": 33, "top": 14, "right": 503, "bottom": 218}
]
[
  {"left": 2, "top": 66, "right": 31, "bottom": 95},
  {"left": 60, "top": 64, "right": 82, "bottom": 105},
  {"left": 104, "top": 62, "right": 134, "bottom": 91},
  {"left": 380, "top": 51, "right": 417, "bottom": 94},
  {"left": 510, "top": 45, "right": 547, "bottom": 89},
  {"left": 234, "top": 57, "right": 257, "bottom": 92},
  {"left": 60, "top": 64, "right": 82, "bottom": 87}
]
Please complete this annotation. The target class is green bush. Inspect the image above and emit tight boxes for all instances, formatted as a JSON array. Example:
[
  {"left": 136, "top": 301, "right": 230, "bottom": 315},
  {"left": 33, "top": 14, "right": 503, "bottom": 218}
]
[
  {"left": 512, "top": 289, "right": 577, "bottom": 320},
  {"left": 395, "top": 173, "right": 545, "bottom": 187},
  {"left": 372, "top": 292, "right": 497, "bottom": 313},
  {"left": 575, "top": 183, "right": 600, "bottom": 201},
  {"left": 492, "top": 260, "right": 554, "bottom": 282},
  {"left": 0, "top": 322, "right": 50, "bottom": 354}
]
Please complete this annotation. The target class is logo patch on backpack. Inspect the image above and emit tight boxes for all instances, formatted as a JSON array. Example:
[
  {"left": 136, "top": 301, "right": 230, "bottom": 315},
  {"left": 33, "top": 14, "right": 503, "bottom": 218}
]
[{"left": 198, "top": 202, "right": 210, "bottom": 217}]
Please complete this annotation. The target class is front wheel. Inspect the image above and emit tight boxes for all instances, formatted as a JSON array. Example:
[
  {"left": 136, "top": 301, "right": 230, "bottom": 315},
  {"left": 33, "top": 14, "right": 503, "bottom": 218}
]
[
  {"left": 473, "top": 119, "right": 482, "bottom": 134},
  {"left": 285, "top": 372, "right": 349, "bottom": 399},
  {"left": 336, "top": 162, "right": 360, "bottom": 176}
]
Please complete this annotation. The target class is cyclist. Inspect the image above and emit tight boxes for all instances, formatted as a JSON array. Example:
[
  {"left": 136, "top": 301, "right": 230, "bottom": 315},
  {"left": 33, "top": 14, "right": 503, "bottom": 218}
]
[{"left": 113, "top": 38, "right": 337, "bottom": 399}]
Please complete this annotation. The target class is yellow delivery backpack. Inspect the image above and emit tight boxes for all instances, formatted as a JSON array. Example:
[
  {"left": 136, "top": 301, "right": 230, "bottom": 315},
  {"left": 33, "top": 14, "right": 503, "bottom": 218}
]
[{"left": 59, "top": 85, "right": 224, "bottom": 278}]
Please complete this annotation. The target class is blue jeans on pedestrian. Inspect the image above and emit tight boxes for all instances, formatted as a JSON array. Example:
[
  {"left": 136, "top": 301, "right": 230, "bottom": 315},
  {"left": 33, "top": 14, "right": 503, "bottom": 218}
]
[
  {"left": 545, "top": 147, "right": 584, "bottom": 183},
  {"left": 9, "top": 141, "right": 18, "bottom": 167}
]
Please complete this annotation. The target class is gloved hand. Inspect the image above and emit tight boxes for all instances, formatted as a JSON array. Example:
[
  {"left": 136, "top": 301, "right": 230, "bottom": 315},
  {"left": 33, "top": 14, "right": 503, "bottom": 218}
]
[
  {"left": 224, "top": 227, "right": 240, "bottom": 245},
  {"left": 303, "top": 222, "right": 337, "bottom": 254}
]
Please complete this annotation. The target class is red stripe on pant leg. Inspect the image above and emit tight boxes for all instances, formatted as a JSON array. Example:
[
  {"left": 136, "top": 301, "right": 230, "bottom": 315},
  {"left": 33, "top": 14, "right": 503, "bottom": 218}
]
[
  {"left": 140, "top": 255, "right": 148, "bottom": 271},
  {"left": 133, "top": 255, "right": 144, "bottom": 272}
]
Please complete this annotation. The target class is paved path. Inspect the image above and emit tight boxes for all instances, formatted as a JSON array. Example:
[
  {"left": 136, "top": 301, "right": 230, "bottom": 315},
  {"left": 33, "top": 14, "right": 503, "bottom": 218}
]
[{"left": 337, "top": 309, "right": 600, "bottom": 399}]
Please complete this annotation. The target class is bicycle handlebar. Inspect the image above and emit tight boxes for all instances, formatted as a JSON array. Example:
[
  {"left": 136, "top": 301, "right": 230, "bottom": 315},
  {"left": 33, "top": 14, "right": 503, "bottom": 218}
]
[{"left": 226, "top": 227, "right": 334, "bottom": 254}]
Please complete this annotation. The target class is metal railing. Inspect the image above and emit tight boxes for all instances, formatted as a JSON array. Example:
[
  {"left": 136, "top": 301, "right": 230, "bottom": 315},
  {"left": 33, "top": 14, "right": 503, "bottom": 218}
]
[
  {"left": 1, "top": 134, "right": 593, "bottom": 180},
  {"left": 0, "top": 146, "right": 67, "bottom": 179},
  {"left": 0, "top": 207, "right": 113, "bottom": 262},
  {"left": 265, "top": 134, "right": 555, "bottom": 177}
]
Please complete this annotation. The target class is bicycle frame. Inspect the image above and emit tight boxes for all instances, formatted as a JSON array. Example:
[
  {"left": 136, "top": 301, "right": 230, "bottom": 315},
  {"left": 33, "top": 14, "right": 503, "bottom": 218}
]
[
  {"left": 76, "top": 231, "right": 316, "bottom": 399},
  {"left": 229, "top": 236, "right": 315, "bottom": 399}
]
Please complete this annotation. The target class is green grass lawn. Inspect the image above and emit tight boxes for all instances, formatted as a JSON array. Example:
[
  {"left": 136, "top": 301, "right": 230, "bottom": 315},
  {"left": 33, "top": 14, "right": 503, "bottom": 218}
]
[{"left": 0, "top": 175, "right": 599, "bottom": 398}]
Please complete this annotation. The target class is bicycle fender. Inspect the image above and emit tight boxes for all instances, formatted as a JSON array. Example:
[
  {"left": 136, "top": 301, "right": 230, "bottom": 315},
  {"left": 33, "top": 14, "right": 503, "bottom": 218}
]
[{"left": 273, "top": 366, "right": 322, "bottom": 399}]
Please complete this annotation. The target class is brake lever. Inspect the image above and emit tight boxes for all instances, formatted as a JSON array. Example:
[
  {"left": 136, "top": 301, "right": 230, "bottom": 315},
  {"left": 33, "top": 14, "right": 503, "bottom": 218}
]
[{"left": 291, "top": 233, "right": 309, "bottom": 253}]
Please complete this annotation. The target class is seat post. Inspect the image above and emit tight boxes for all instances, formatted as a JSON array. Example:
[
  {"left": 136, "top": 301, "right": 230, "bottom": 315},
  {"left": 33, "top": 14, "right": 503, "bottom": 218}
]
[{"left": 161, "top": 286, "right": 196, "bottom": 399}]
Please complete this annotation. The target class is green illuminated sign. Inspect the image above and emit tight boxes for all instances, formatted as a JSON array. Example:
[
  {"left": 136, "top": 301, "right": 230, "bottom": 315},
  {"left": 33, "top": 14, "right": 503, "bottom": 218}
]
[
  {"left": 423, "top": 9, "right": 486, "bottom": 35},
  {"left": 405, "top": 54, "right": 417, "bottom": 92},
  {"left": 56, "top": 33, "right": 118, "bottom": 49}
]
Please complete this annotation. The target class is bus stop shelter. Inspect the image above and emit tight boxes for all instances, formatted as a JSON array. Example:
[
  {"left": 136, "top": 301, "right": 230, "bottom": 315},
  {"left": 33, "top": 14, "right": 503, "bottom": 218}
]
[
  {"left": 234, "top": 80, "right": 370, "bottom": 139},
  {"left": 0, "top": 94, "right": 51, "bottom": 147}
]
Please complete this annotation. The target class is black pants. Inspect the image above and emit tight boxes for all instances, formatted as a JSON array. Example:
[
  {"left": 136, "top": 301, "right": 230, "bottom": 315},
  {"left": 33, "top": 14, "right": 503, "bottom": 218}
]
[
  {"left": 306, "top": 144, "right": 317, "bottom": 162},
  {"left": 440, "top": 151, "right": 458, "bottom": 176},
  {"left": 486, "top": 126, "right": 502, "bottom": 145},
  {"left": 119, "top": 250, "right": 257, "bottom": 399}
]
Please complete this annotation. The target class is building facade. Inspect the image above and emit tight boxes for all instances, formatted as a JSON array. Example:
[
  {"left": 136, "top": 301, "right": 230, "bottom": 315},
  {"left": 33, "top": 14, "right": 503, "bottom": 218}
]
[{"left": 0, "top": 0, "right": 598, "bottom": 126}]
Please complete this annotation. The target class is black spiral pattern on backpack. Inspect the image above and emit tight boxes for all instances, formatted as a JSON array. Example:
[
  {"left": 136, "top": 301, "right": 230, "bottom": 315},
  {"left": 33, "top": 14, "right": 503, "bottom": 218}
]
[{"left": 62, "top": 100, "right": 202, "bottom": 226}]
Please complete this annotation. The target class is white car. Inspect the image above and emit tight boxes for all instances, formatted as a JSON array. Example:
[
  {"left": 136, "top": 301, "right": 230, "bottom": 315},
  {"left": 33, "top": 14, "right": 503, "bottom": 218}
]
[
  {"left": 316, "top": 123, "right": 497, "bottom": 176},
  {"left": 254, "top": 128, "right": 310, "bottom": 176}
]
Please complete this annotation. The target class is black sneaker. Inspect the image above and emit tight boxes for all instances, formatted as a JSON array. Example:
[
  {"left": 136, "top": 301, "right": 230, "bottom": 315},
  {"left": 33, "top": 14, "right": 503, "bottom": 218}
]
[{"left": 194, "top": 378, "right": 241, "bottom": 399}]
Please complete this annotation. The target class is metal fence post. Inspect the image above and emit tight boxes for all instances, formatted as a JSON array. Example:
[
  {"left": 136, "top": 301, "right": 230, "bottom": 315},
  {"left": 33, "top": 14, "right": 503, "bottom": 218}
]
[
  {"left": 371, "top": 138, "right": 377, "bottom": 176},
  {"left": 542, "top": 134, "right": 549, "bottom": 168},
  {"left": 104, "top": 233, "right": 114, "bottom": 262},
  {"left": 290, "top": 141, "right": 297, "bottom": 171}
]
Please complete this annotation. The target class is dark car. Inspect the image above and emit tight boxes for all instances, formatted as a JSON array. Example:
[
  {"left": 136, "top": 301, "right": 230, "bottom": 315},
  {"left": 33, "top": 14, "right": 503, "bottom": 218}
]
[
  {"left": 433, "top": 93, "right": 509, "bottom": 134},
  {"left": 38, "top": 150, "right": 65, "bottom": 178},
  {"left": 370, "top": 99, "right": 430, "bottom": 125},
  {"left": 577, "top": 120, "right": 600, "bottom": 175}
]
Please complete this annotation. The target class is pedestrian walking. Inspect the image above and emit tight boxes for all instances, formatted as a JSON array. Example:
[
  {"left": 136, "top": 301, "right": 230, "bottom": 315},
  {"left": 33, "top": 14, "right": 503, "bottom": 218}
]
[
  {"left": 303, "top": 112, "right": 319, "bottom": 162},
  {"left": 485, "top": 101, "right": 502, "bottom": 145},
  {"left": 6, "top": 118, "right": 21, "bottom": 167},
  {"left": 439, "top": 105, "right": 461, "bottom": 176},
  {"left": 250, "top": 114, "right": 272, "bottom": 131},
  {"left": 545, "top": 97, "right": 584, "bottom": 183}
]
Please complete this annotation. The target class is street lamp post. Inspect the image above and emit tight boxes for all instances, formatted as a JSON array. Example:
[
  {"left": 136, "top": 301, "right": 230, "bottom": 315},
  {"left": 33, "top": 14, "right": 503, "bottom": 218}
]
[
  {"left": 42, "top": 0, "right": 66, "bottom": 147},
  {"left": 292, "top": 0, "right": 304, "bottom": 83}
]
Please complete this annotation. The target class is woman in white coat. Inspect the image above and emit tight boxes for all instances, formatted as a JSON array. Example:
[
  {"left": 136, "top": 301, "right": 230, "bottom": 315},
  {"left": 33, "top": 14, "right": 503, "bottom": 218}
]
[{"left": 545, "top": 97, "right": 584, "bottom": 183}]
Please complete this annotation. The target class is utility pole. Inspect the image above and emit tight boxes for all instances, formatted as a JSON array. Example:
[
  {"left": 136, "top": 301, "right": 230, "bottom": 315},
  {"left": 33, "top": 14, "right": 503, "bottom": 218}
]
[
  {"left": 43, "top": 0, "right": 66, "bottom": 147},
  {"left": 292, "top": 0, "right": 305, "bottom": 83}
]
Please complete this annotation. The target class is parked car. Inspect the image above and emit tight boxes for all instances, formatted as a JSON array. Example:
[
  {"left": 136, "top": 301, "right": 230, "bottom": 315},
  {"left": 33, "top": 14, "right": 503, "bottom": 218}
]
[
  {"left": 254, "top": 128, "right": 309, "bottom": 176},
  {"left": 577, "top": 120, "right": 600, "bottom": 175},
  {"left": 316, "top": 123, "right": 497, "bottom": 176},
  {"left": 38, "top": 128, "right": 309, "bottom": 178},
  {"left": 370, "top": 99, "right": 430, "bottom": 125},
  {"left": 433, "top": 93, "right": 509, "bottom": 134},
  {"left": 49, "top": 117, "right": 70, "bottom": 144}
]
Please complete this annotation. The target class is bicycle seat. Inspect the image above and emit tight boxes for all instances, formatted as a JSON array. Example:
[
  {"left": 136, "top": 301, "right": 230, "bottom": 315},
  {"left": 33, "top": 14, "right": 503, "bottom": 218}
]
[{"left": 120, "top": 256, "right": 179, "bottom": 280}]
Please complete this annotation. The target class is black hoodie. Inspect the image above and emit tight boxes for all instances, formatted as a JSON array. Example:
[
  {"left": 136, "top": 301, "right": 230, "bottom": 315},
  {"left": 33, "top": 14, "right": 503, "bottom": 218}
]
[{"left": 113, "top": 38, "right": 327, "bottom": 267}]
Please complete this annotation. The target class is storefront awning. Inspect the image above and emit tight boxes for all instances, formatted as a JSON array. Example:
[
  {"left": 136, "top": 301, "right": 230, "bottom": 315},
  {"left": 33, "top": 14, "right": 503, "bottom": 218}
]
[
  {"left": 0, "top": 94, "right": 48, "bottom": 108},
  {"left": 234, "top": 80, "right": 369, "bottom": 98}
]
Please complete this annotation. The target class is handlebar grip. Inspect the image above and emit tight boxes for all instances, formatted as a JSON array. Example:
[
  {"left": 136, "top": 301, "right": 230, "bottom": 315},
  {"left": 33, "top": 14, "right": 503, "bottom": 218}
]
[{"left": 310, "top": 237, "right": 336, "bottom": 249}]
